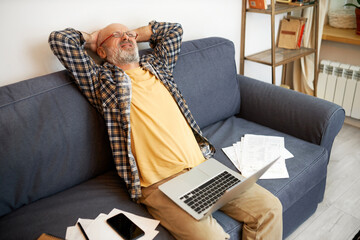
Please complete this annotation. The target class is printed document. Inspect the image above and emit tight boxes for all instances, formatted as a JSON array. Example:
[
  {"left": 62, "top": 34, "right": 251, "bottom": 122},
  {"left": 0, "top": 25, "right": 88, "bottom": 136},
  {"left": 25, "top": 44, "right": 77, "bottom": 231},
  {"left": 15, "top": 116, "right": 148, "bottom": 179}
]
[{"left": 222, "top": 134, "right": 293, "bottom": 179}]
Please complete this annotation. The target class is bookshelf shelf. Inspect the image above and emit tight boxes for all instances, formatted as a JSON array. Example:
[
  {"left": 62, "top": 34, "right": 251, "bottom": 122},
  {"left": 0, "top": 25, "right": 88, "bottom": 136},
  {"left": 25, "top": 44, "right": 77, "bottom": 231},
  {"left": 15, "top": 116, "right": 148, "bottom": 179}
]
[
  {"left": 245, "top": 47, "right": 315, "bottom": 66},
  {"left": 240, "top": 0, "right": 319, "bottom": 92},
  {"left": 247, "top": 3, "right": 316, "bottom": 15}
]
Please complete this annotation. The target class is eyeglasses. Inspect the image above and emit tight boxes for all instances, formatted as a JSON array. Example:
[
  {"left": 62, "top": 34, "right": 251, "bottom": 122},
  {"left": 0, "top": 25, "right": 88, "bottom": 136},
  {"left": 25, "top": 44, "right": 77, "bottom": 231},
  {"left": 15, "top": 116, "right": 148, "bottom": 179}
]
[{"left": 98, "top": 31, "right": 138, "bottom": 47}]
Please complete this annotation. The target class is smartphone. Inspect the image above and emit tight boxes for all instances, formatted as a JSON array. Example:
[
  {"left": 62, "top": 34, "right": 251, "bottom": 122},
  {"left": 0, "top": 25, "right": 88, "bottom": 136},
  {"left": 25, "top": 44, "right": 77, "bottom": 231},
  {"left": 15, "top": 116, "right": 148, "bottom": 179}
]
[{"left": 106, "top": 213, "right": 145, "bottom": 240}]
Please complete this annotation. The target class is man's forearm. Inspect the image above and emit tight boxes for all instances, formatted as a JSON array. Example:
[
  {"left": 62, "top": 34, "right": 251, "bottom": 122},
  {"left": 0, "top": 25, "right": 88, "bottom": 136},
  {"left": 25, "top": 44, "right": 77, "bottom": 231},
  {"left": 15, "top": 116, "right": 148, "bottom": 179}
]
[{"left": 133, "top": 25, "right": 153, "bottom": 43}]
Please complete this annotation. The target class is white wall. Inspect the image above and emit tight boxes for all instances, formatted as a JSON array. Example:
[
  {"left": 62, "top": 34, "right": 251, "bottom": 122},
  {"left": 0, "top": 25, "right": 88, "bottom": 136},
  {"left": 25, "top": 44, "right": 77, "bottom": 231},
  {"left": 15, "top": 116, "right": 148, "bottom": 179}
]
[{"left": 0, "top": 0, "right": 278, "bottom": 87}]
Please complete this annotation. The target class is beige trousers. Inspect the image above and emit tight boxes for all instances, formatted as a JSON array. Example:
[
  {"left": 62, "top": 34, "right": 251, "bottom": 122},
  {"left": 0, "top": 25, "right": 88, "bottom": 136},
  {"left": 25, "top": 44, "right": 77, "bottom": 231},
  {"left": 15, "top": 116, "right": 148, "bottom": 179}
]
[{"left": 139, "top": 170, "right": 283, "bottom": 240}]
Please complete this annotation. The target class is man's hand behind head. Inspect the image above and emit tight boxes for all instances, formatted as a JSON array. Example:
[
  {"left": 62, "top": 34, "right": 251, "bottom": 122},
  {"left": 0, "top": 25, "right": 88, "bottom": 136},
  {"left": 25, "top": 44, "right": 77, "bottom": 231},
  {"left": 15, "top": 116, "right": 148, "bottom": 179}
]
[{"left": 82, "top": 30, "right": 100, "bottom": 53}]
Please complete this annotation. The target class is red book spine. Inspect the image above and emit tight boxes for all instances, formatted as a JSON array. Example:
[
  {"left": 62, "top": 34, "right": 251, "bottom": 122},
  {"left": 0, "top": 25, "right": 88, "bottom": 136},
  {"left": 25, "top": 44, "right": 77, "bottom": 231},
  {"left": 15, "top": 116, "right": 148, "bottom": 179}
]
[{"left": 297, "top": 23, "right": 305, "bottom": 48}]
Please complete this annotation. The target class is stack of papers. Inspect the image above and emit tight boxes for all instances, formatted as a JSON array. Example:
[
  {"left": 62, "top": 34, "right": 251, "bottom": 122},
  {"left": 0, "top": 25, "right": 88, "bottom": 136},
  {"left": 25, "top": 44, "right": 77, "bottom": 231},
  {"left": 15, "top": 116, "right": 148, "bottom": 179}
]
[
  {"left": 222, "top": 134, "right": 294, "bottom": 179},
  {"left": 66, "top": 208, "right": 160, "bottom": 240}
]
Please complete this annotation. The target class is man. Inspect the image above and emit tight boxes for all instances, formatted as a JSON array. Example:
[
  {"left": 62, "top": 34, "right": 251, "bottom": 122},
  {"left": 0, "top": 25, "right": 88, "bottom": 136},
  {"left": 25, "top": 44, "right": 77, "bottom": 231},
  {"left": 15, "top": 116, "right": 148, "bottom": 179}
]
[{"left": 49, "top": 21, "right": 282, "bottom": 240}]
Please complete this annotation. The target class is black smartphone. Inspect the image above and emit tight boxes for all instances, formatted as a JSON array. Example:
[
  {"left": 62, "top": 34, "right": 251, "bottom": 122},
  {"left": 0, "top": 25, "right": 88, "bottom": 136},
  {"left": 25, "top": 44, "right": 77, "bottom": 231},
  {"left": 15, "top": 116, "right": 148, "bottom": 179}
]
[{"left": 106, "top": 213, "right": 145, "bottom": 240}]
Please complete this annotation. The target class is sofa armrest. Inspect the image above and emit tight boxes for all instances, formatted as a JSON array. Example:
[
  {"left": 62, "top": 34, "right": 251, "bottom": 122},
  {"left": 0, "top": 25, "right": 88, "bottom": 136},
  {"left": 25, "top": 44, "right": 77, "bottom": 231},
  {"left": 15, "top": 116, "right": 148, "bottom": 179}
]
[{"left": 237, "top": 75, "right": 345, "bottom": 156}]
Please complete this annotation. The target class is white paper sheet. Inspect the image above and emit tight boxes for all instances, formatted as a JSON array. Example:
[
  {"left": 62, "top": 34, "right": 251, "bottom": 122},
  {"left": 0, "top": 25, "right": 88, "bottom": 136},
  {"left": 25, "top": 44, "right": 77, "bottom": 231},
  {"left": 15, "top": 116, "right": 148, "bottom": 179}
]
[
  {"left": 222, "top": 134, "right": 293, "bottom": 179},
  {"left": 65, "top": 208, "right": 160, "bottom": 240},
  {"left": 222, "top": 146, "right": 239, "bottom": 169},
  {"left": 65, "top": 218, "right": 93, "bottom": 240}
]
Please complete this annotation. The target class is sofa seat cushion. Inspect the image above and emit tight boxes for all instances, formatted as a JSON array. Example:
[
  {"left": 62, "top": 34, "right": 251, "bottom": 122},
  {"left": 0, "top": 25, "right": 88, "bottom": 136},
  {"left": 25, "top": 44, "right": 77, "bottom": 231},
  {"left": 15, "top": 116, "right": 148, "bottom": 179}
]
[
  {"left": 203, "top": 116, "right": 329, "bottom": 238},
  {"left": 203, "top": 116, "right": 328, "bottom": 209},
  {"left": 0, "top": 171, "right": 173, "bottom": 240}
]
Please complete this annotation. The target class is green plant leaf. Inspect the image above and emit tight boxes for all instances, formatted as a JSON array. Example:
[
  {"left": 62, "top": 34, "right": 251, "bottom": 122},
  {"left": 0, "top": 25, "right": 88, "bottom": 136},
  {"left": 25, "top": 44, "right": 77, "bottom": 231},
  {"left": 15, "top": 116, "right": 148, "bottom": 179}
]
[
  {"left": 344, "top": 0, "right": 360, "bottom": 8},
  {"left": 344, "top": 3, "right": 360, "bottom": 8}
]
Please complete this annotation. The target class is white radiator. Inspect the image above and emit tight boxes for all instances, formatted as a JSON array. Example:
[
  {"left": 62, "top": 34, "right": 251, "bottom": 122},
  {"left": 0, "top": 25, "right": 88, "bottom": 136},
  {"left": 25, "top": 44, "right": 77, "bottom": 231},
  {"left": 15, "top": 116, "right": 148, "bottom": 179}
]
[{"left": 317, "top": 60, "right": 360, "bottom": 119}]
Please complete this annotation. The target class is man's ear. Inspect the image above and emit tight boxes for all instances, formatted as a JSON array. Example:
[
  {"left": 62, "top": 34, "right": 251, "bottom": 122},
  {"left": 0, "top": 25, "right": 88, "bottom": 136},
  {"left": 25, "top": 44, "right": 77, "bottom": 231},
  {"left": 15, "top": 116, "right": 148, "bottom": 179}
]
[{"left": 97, "top": 47, "right": 107, "bottom": 59}]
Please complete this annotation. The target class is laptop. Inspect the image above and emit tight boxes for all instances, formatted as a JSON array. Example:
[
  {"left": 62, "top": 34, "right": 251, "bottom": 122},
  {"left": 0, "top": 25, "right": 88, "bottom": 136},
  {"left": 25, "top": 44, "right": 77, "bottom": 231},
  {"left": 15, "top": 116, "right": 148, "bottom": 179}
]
[{"left": 159, "top": 157, "right": 279, "bottom": 220}]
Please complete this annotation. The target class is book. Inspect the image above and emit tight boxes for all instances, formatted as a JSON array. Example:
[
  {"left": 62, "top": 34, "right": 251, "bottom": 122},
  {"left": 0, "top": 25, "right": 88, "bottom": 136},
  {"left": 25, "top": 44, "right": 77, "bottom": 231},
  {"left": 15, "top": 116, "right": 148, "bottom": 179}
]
[
  {"left": 277, "top": 16, "right": 307, "bottom": 49},
  {"left": 289, "top": 0, "right": 304, "bottom": 6},
  {"left": 248, "top": 0, "right": 267, "bottom": 9},
  {"left": 297, "top": 19, "right": 306, "bottom": 48}
]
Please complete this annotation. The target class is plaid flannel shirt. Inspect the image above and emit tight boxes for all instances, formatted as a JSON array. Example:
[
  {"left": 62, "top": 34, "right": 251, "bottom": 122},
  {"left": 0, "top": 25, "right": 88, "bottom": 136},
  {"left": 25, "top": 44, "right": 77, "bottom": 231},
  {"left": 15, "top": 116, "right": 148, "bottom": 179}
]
[{"left": 49, "top": 21, "right": 215, "bottom": 201}]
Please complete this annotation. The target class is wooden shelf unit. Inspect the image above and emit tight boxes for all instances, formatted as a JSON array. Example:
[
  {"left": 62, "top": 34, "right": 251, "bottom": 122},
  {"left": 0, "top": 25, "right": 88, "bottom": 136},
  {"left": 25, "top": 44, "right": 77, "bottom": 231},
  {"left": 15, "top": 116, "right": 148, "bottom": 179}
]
[{"left": 240, "top": 1, "right": 319, "bottom": 92}]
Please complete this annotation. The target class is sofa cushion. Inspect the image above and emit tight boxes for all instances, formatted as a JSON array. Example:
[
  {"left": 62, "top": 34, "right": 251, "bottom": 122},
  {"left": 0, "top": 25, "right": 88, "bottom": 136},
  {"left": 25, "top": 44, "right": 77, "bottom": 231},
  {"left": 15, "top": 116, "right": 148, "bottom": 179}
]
[
  {"left": 0, "top": 72, "right": 114, "bottom": 217},
  {"left": 203, "top": 116, "right": 328, "bottom": 210},
  {"left": 202, "top": 116, "right": 329, "bottom": 239},
  {"left": 170, "top": 37, "right": 240, "bottom": 129}
]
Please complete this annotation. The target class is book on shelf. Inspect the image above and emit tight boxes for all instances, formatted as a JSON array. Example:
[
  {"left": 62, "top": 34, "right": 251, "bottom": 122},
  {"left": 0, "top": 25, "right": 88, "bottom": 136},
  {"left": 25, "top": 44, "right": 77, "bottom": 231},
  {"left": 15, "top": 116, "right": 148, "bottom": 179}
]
[
  {"left": 278, "top": 0, "right": 315, "bottom": 5},
  {"left": 289, "top": 0, "right": 304, "bottom": 6},
  {"left": 276, "top": 0, "right": 316, "bottom": 6},
  {"left": 277, "top": 16, "right": 307, "bottom": 49},
  {"left": 297, "top": 18, "right": 306, "bottom": 48},
  {"left": 276, "top": 0, "right": 292, "bottom": 3},
  {"left": 248, "top": 0, "right": 267, "bottom": 9}
]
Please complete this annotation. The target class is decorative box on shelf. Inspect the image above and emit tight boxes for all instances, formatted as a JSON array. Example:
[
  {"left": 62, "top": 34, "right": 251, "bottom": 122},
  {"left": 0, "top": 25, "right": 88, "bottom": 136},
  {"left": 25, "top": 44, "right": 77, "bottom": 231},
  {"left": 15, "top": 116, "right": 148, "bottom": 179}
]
[{"left": 328, "top": 9, "right": 356, "bottom": 29}]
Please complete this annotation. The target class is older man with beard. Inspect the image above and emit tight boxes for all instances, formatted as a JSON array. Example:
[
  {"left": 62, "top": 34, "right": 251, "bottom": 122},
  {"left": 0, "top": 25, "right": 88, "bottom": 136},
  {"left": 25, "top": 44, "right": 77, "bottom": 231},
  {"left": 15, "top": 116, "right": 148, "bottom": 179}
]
[
  {"left": 49, "top": 21, "right": 282, "bottom": 240},
  {"left": 94, "top": 23, "right": 141, "bottom": 68}
]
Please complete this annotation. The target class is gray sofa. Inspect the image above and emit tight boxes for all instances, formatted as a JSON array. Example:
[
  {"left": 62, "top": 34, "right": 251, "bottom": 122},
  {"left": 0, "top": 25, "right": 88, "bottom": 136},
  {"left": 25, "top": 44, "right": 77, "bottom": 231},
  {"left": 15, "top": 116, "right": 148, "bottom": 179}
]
[{"left": 0, "top": 37, "right": 345, "bottom": 239}]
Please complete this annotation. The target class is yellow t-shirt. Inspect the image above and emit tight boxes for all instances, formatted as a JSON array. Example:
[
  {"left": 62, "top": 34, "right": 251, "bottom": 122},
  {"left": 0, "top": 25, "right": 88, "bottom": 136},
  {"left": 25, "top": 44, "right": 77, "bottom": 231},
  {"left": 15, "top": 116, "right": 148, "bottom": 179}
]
[{"left": 126, "top": 67, "right": 205, "bottom": 187}]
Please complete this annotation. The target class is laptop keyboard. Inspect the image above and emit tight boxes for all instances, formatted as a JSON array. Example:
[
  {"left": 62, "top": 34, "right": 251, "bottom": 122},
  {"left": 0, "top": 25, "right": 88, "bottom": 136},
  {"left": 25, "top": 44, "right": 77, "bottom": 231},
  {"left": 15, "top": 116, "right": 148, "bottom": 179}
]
[{"left": 179, "top": 171, "right": 241, "bottom": 214}]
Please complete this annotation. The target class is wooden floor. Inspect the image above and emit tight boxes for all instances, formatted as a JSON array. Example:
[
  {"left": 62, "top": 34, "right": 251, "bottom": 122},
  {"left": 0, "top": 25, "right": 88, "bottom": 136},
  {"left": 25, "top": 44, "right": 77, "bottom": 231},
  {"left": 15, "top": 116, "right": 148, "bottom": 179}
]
[{"left": 287, "top": 123, "right": 360, "bottom": 240}]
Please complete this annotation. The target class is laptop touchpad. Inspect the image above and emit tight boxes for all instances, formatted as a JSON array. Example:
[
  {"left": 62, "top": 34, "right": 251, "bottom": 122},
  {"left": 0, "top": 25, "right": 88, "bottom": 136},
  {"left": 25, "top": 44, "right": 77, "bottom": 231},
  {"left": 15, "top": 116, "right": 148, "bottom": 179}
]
[{"left": 179, "top": 168, "right": 210, "bottom": 188}]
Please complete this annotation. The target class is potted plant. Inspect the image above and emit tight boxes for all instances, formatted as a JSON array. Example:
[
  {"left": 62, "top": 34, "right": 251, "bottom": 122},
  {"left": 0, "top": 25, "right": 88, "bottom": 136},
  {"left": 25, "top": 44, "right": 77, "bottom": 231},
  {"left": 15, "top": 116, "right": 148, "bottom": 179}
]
[{"left": 345, "top": 0, "right": 360, "bottom": 34}]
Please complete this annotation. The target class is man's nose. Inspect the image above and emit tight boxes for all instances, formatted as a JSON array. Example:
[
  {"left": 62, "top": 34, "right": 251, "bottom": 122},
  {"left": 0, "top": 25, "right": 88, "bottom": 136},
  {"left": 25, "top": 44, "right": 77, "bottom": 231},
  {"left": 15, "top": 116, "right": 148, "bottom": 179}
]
[{"left": 121, "top": 34, "right": 130, "bottom": 41}]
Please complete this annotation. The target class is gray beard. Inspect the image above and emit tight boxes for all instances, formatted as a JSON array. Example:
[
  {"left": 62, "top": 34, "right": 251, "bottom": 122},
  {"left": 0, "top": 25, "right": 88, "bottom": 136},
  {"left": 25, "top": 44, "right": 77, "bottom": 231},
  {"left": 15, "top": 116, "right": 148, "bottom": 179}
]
[{"left": 106, "top": 43, "right": 140, "bottom": 66}]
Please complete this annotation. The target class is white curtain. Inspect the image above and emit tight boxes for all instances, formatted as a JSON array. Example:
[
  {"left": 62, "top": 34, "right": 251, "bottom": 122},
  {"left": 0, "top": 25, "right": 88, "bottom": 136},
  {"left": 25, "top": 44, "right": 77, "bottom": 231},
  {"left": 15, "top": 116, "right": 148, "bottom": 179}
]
[{"left": 289, "top": 0, "right": 329, "bottom": 95}]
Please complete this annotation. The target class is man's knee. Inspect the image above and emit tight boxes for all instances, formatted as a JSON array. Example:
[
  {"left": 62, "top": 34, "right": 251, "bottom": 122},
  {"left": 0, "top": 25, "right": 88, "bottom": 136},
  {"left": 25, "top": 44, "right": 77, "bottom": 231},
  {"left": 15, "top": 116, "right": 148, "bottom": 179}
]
[
  {"left": 170, "top": 215, "right": 230, "bottom": 240},
  {"left": 269, "top": 194, "right": 282, "bottom": 213},
  {"left": 261, "top": 193, "right": 283, "bottom": 227}
]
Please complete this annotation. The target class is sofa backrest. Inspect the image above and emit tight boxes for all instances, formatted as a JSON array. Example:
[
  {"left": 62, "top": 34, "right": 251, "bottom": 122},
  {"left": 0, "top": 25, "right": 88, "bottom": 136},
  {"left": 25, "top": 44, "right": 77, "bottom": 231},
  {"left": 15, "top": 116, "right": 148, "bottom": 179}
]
[
  {"left": 0, "top": 71, "right": 114, "bottom": 217},
  {"left": 171, "top": 37, "right": 240, "bottom": 129}
]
